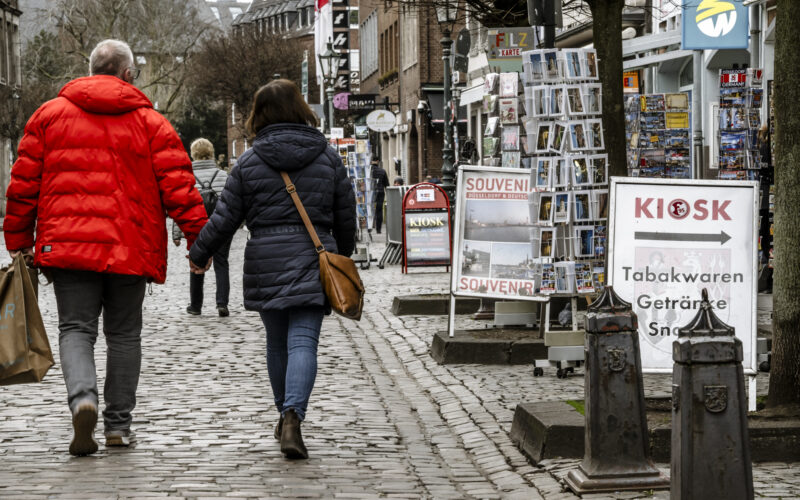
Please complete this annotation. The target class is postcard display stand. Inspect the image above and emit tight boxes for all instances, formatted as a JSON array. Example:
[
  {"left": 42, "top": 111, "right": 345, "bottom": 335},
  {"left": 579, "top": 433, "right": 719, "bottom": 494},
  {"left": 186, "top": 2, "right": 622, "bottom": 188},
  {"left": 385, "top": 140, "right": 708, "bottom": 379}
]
[
  {"left": 336, "top": 138, "right": 375, "bottom": 268},
  {"left": 625, "top": 93, "right": 691, "bottom": 178},
  {"left": 521, "top": 48, "right": 608, "bottom": 377},
  {"left": 716, "top": 69, "right": 763, "bottom": 180}
]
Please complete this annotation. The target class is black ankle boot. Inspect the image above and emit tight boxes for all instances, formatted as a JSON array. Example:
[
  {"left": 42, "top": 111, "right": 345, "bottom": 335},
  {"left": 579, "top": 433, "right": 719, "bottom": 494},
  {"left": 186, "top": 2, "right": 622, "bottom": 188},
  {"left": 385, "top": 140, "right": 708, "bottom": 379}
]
[
  {"left": 280, "top": 409, "right": 308, "bottom": 459},
  {"left": 274, "top": 415, "right": 283, "bottom": 441}
]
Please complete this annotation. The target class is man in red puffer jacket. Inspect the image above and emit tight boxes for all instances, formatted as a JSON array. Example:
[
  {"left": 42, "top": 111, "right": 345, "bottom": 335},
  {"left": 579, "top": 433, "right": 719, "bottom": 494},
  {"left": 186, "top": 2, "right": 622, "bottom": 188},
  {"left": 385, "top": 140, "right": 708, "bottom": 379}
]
[{"left": 4, "top": 39, "right": 209, "bottom": 456}]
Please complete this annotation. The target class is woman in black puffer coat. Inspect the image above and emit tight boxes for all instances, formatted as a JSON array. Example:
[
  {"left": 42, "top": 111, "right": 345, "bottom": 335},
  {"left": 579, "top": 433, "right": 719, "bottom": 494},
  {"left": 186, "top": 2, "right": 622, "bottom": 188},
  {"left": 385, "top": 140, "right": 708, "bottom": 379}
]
[{"left": 189, "top": 80, "right": 356, "bottom": 459}]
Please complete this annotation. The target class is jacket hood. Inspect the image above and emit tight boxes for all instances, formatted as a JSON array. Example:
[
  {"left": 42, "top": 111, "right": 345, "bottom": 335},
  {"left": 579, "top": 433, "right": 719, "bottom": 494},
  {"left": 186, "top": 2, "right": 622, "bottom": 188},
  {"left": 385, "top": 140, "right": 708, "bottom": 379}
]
[
  {"left": 59, "top": 75, "right": 153, "bottom": 115},
  {"left": 251, "top": 124, "right": 329, "bottom": 172}
]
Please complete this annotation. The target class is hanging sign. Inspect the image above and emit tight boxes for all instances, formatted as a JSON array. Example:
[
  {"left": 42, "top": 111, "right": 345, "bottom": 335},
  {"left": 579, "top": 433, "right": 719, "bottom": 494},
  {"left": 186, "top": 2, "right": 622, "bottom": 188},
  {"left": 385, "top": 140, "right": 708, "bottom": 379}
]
[
  {"left": 681, "top": 0, "right": 748, "bottom": 50},
  {"left": 607, "top": 177, "right": 758, "bottom": 374},
  {"left": 365, "top": 109, "right": 396, "bottom": 132}
]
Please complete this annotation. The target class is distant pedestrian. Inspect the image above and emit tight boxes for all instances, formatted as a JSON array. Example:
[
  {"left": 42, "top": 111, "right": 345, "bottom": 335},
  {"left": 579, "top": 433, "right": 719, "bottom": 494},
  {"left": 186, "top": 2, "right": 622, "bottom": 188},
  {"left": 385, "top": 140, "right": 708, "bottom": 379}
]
[
  {"left": 371, "top": 161, "right": 389, "bottom": 234},
  {"left": 393, "top": 177, "right": 404, "bottom": 186},
  {"left": 3, "top": 39, "right": 208, "bottom": 456},
  {"left": 188, "top": 79, "right": 356, "bottom": 459},
  {"left": 173, "top": 138, "right": 232, "bottom": 317}
]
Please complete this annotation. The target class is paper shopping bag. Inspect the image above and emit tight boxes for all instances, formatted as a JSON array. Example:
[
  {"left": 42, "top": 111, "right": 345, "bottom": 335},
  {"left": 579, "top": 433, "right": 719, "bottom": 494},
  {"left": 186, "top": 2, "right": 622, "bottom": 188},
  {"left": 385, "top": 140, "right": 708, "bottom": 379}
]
[{"left": 0, "top": 255, "right": 54, "bottom": 385}]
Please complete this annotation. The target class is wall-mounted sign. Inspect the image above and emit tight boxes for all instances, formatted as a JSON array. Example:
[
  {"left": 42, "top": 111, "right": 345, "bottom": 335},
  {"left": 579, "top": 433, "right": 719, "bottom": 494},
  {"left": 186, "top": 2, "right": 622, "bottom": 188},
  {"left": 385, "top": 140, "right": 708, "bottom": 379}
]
[
  {"left": 608, "top": 177, "right": 758, "bottom": 374},
  {"left": 681, "top": 0, "right": 748, "bottom": 50},
  {"left": 333, "top": 92, "right": 350, "bottom": 110},
  {"left": 366, "top": 109, "right": 396, "bottom": 132},
  {"left": 486, "top": 27, "right": 535, "bottom": 72}
]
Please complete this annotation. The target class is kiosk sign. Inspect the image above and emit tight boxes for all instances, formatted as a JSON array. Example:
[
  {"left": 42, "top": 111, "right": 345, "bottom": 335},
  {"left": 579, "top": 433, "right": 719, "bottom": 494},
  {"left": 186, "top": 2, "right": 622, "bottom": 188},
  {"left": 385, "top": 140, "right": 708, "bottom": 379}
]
[
  {"left": 608, "top": 177, "right": 758, "bottom": 374},
  {"left": 402, "top": 183, "right": 452, "bottom": 271}
]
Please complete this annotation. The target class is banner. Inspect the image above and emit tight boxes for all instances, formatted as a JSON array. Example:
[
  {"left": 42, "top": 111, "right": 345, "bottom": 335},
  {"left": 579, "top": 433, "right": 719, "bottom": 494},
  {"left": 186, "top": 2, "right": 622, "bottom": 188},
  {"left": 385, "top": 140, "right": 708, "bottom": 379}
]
[
  {"left": 315, "top": 0, "right": 332, "bottom": 84},
  {"left": 681, "top": 0, "right": 748, "bottom": 50}
]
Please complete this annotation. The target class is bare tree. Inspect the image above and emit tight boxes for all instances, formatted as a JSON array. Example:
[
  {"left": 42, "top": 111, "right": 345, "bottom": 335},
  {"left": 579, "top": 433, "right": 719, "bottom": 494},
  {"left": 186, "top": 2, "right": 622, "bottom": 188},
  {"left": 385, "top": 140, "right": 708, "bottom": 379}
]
[
  {"left": 53, "top": 0, "right": 218, "bottom": 119},
  {"left": 186, "top": 29, "right": 307, "bottom": 139},
  {"left": 768, "top": 0, "right": 800, "bottom": 412}
]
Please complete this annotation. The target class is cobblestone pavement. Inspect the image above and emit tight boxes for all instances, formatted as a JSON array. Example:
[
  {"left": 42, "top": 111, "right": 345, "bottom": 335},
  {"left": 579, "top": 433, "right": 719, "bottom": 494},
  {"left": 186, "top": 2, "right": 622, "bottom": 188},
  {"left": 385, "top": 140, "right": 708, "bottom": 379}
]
[{"left": 1, "top": 231, "right": 798, "bottom": 499}]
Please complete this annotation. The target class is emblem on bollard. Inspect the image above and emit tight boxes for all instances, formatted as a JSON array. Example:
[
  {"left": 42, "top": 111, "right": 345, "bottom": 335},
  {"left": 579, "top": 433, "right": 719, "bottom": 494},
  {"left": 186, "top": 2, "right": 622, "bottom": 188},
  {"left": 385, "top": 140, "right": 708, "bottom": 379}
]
[
  {"left": 607, "top": 347, "right": 626, "bottom": 372},
  {"left": 703, "top": 385, "right": 728, "bottom": 413}
]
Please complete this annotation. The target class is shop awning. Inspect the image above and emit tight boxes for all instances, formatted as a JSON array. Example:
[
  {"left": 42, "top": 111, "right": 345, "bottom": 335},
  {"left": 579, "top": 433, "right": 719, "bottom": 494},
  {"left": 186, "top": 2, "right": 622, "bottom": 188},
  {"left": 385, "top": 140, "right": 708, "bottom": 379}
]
[
  {"left": 623, "top": 49, "right": 693, "bottom": 71},
  {"left": 459, "top": 81, "right": 485, "bottom": 106},
  {"left": 425, "top": 91, "right": 468, "bottom": 125}
]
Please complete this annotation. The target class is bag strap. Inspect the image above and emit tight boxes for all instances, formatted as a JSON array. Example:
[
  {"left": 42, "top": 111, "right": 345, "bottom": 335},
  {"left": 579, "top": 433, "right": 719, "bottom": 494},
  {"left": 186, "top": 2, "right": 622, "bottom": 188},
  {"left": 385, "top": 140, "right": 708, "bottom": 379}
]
[
  {"left": 210, "top": 169, "right": 219, "bottom": 185},
  {"left": 279, "top": 171, "right": 326, "bottom": 254}
]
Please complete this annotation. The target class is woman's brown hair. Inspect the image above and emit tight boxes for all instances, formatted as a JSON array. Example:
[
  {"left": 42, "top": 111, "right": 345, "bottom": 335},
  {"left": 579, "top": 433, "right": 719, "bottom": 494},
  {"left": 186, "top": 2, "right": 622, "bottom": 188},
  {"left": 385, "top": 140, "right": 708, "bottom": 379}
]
[{"left": 245, "top": 79, "right": 318, "bottom": 135}]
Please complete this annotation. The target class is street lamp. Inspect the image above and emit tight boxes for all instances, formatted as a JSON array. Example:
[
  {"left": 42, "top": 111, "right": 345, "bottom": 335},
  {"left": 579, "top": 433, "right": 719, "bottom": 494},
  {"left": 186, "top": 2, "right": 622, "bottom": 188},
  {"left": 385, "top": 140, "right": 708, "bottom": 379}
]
[
  {"left": 317, "top": 40, "right": 339, "bottom": 134},
  {"left": 436, "top": 0, "right": 459, "bottom": 204}
]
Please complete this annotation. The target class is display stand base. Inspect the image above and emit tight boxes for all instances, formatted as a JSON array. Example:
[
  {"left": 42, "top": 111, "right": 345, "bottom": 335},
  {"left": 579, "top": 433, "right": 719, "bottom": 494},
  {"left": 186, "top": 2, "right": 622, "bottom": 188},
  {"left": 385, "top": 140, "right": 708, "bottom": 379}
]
[{"left": 565, "top": 466, "right": 669, "bottom": 495}]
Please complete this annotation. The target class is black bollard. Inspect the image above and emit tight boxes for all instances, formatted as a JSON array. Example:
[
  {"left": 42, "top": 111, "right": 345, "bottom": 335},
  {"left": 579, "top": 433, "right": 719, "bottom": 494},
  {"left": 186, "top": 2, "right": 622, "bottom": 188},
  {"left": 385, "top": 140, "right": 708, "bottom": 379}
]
[
  {"left": 565, "top": 286, "right": 669, "bottom": 494},
  {"left": 671, "top": 289, "right": 753, "bottom": 500}
]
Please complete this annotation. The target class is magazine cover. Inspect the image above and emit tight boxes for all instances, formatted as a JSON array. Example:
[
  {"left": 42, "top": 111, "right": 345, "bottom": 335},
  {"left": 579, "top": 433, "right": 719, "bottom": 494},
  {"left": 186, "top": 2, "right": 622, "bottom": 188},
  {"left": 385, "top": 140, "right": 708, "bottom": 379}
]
[
  {"left": 499, "top": 72, "right": 519, "bottom": 97},
  {"left": 499, "top": 98, "right": 519, "bottom": 124}
]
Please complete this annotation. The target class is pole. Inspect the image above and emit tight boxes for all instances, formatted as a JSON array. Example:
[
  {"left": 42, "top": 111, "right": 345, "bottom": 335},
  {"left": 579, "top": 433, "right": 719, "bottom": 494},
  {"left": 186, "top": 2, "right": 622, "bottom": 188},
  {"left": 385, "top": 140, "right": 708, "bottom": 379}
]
[
  {"left": 692, "top": 50, "right": 704, "bottom": 179},
  {"left": 326, "top": 83, "right": 335, "bottom": 134},
  {"left": 543, "top": 0, "right": 555, "bottom": 48},
  {"left": 440, "top": 27, "right": 456, "bottom": 204}
]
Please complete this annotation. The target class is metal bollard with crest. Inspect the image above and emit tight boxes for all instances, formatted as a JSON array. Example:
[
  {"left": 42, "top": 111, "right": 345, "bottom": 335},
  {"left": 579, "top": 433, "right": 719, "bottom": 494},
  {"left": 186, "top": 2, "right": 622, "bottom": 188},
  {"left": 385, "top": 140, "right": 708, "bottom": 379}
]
[
  {"left": 671, "top": 289, "right": 753, "bottom": 500},
  {"left": 565, "top": 286, "right": 669, "bottom": 494}
]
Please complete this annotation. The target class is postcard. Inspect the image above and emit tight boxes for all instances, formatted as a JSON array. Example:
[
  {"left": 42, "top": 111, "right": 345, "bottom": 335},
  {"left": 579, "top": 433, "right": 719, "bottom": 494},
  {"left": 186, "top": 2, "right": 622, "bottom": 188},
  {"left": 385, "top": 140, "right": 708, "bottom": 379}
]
[
  {"left": 568, "top": 121, "right": 588, "bottom": 151},
  {"left": 550, "top": 86, "right": 565, "bottom": 116},
  {"left": 543, "top": 50, "right": 559, "bottom": 80},
  {"left": 502, "top": 125, "right": 520, "bottom": 151},
  {"left": 564, "top": 49, "right": 583, "bottom": 80},
  {"left": 551, "top": 122, "right": 567, "bottom": 153},
  {"left": 555, "top": 261, "right": 575, "bottom": 293},
  {"left": 527, "top": 50, "right": 544, "bottom": 82},
  {"left": 566, "top": 85, "right": 584, "bottom": 115},
  {"left": 499, "top": 98, "right": 519, "bottom": 124},
  {"left": 482, "top": 137, "right": 499, "bottom": 157},
  {"left": 592, "top": 190, "right": 609, "bottom": 220},
  {"left": 554, "top": 158, "right": 569, "bottom": 188},
  {"left": 538, "top": 192, "right": 554, "bottom": 224},
  {"left": 536, "top": 123, "right": 552, "bottom": 153},
  {"left": 573, "top": 225, "right": 595, "bottom": 257},
  {"left": 500, "top": 72, "right": 519, "bottom": 97},
  {"left": 540, "top": 262, "right": 556, "bottom": 292},
  {"left": 533, "top": 85, "right": 549, "bottom": 117},
  {"left": 589, "top": 155, "right": 608, "bottom": 185},
  {"left": 539, "top": 229, "right": 556, "bottom": 259},
  {"left": 583, "top": 49, "right": 598, "bottom": 80},
  {"left": 665, "top": 93, "right": 689, "bottom": 110},
  {"left": 553, "top": 192, "right": 571, "bottom": 224},
  {"left": 573, "top": 190, "right": 593, "bottom": 222},
  {"left": 583, "top": 84, "right": 602, "bottom": 114},
  {"left": 502, "top": 151, "right": 521, "bottom": 169},
  {"left": 575, "top": 262, "right": 595, "bottom": 294},
  {"left": 571, "top": 156, "right": 591, "bottom": 186},
  {"left": 535, "top": 158, "right": 552, "bottom": 189}
]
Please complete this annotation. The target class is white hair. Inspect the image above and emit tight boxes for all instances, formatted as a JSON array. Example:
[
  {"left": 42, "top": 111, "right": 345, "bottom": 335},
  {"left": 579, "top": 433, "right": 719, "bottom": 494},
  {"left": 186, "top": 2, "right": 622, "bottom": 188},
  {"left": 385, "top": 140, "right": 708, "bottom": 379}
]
[{"left": 89, "top": 39, "right": 134, "bottom": 77}]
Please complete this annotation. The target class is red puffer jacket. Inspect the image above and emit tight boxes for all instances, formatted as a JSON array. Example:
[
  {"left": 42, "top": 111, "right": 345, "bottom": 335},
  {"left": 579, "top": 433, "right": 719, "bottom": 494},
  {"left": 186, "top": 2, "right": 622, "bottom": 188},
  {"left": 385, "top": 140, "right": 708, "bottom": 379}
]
[{"left": 3, "top": 75, "right": 208, "bottom": 283}]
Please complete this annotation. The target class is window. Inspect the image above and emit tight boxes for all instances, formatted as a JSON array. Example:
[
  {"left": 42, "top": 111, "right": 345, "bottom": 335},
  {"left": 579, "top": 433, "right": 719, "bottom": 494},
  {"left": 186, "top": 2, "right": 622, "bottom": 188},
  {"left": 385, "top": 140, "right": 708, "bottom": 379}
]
[
  {"left": 401, "top": 7, "right": 418, "bottom": 69},
  {"left": 232, "top": 103, "right": 236, "bottom": 125},
  {"left": 232, "top": 140, "right": 237, "bottom": 158},
  {"left": 9, "top": 20, "right": 18, "bottom": 86},
  {"left": 360, "top": 12, "right": 378, "bottom": 78},
  {"left": 0, "top": 16, "right": 7, "bottom": 84}
]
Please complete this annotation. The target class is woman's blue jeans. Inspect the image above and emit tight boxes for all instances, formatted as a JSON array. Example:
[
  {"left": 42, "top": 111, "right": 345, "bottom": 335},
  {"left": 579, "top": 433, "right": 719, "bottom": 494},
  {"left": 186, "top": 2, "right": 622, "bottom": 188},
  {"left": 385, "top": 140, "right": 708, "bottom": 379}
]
[{"left": 259, "top": 306, "right": 325, "bottom": 421}]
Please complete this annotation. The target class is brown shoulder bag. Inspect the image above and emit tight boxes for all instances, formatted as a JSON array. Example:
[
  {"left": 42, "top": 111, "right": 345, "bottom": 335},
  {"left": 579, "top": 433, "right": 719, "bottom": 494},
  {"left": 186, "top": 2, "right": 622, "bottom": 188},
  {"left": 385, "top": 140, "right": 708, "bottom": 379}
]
[{"left": 280, "top": 171, "right": 364, "bottom": 321}]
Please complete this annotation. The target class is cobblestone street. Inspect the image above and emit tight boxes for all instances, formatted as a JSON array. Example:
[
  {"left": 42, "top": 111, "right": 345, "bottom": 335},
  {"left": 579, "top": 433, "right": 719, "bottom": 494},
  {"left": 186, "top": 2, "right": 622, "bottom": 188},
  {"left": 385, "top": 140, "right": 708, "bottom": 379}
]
[{"left": 1, "top": 230, "right": 798, "bottom": 499}]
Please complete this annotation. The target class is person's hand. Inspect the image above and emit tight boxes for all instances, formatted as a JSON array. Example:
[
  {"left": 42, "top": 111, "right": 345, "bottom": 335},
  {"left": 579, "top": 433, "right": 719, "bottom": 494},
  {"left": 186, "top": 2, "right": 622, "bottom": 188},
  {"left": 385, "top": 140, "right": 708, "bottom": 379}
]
[
  {"left": 189, "top": 256, "right": 212, "bottom": 274},
  {"left": 9, "top": 247, "right": 34, "bottom": 265},
  {"left": 173, "top": 239, "right": 181, "bottom": 247}
]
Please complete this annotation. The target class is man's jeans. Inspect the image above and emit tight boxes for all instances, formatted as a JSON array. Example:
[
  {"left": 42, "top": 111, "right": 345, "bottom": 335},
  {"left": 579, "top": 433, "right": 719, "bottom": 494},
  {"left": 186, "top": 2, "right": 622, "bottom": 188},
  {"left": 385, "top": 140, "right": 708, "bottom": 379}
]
[
  {"left": 259, "top": 306, "right": 325, "bottom": 421},
  {"left": 51, "top": 269, "right": 146, "bottom": 431},
  {"left": 190, "top": 236, "right": 232, "bottom": 308}
]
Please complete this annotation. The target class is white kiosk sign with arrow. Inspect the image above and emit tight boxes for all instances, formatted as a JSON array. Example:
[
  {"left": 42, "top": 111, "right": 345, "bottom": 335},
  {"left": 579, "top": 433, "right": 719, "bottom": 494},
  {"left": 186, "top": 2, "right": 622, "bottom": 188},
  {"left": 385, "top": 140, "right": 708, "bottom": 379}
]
[{"left": 608, "top": 177, "right": 759, "bottom": 376}]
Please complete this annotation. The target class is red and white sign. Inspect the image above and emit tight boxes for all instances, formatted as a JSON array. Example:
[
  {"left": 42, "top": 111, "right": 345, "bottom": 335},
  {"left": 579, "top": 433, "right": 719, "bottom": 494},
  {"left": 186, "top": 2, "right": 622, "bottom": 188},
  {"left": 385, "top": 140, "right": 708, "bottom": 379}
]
[
  {"left": 720, "top": 68, "right": 746, "bottom": 88},
  {"left": 608, "top": 178, "right": 759, "bottom": 374}
]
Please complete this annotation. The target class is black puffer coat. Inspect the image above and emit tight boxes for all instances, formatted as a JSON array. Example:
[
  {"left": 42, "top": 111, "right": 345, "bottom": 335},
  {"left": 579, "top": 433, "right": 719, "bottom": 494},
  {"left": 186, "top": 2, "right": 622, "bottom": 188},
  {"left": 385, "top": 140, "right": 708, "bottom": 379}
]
[{"left": 189, "top": 124, "right": 356, "bottom": 311}]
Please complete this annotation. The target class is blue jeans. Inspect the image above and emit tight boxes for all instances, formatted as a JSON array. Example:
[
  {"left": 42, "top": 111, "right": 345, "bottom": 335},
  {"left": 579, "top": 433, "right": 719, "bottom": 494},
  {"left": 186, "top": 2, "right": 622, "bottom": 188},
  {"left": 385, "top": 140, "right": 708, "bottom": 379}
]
[
  {"left": 259, "top": 306, "right": 324, "bottom": 421},
  {"left": 190, "top": 236, "right": 232, "bottom": 309}
]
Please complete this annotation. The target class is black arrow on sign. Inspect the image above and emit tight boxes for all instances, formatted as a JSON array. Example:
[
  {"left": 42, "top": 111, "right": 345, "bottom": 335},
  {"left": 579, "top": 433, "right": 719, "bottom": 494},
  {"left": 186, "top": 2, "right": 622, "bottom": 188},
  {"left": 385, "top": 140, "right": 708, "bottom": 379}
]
[{"left": 634, "top": 231, "right": 731, "bottom": 245}]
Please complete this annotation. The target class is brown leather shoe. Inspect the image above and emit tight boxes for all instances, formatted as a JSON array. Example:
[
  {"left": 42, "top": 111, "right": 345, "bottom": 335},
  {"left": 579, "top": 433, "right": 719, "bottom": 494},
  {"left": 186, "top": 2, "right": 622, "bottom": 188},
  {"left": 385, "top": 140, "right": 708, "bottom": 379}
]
[
  {"left": 69, "top": 401, "right": 98, "bottom": 456},
  {"left": 279, "top": 409, "right": 308, "bottom": 459},
  {"left": 274, "top": 415, "right": 283, "bottom": 441}
]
